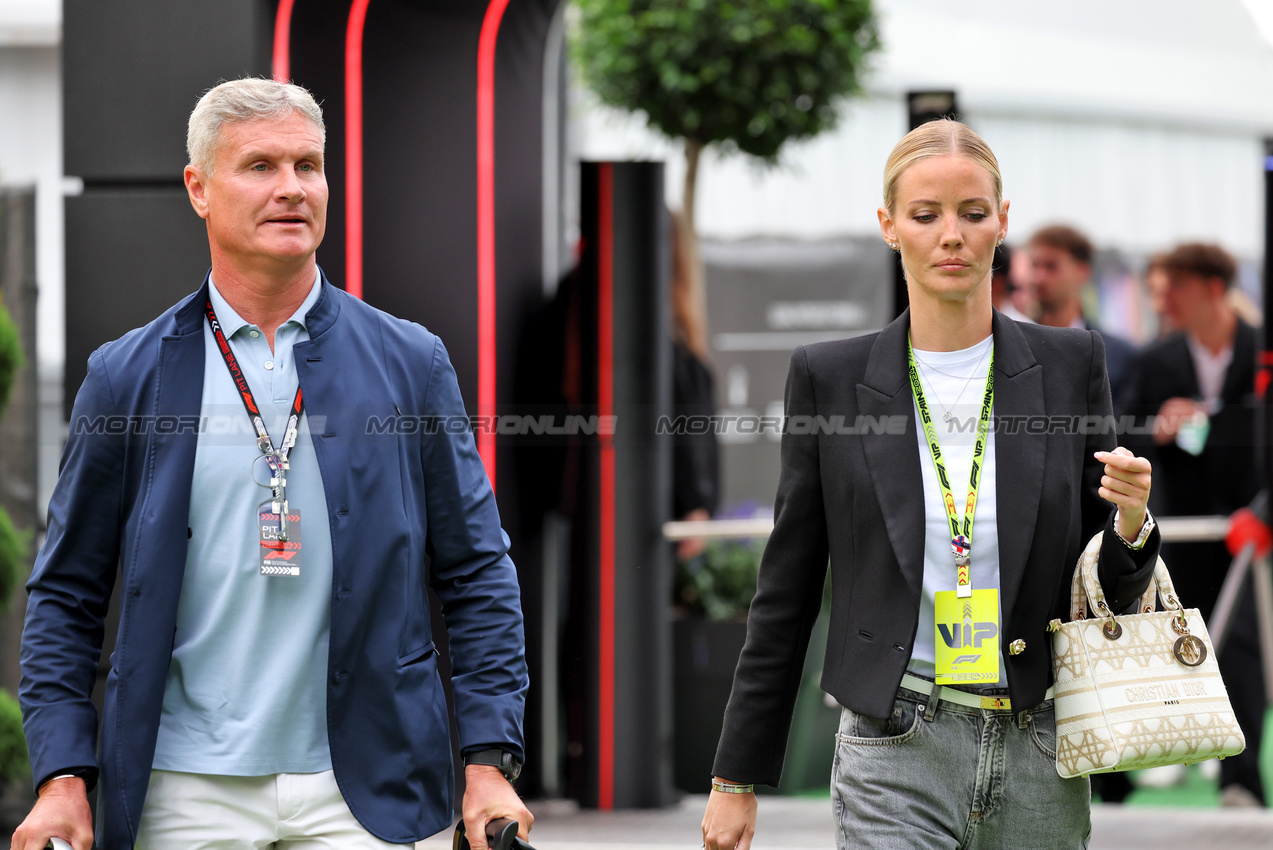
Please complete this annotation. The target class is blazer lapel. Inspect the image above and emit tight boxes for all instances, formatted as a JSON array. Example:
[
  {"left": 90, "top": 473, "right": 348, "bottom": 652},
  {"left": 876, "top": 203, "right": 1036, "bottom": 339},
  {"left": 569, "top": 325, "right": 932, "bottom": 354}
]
[
  {"left": 145, "top": 283, "right": 207, "bottom": 593},
  {"left": 1222, "top": 319, "right": 1256, "bottom": 402},
  {"left": 992, "top": 312, "right": 1045, "bottom": 619},
  {"left": 157, "top": 280, "right": 210, "bottom": 421},
  {"left": 857, "top": 310, "right": 925, "bottom": 597},
  {"left": 1168, "top": 335, "right": 1199, "bottom": 397}
]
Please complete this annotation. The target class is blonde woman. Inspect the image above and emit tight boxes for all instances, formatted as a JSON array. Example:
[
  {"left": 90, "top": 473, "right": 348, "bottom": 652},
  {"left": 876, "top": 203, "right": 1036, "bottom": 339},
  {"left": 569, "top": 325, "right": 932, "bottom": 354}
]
[
  {"left": 669, "top": 210, "right": 720, "bottom": 560},
  {"left": 701, "top": 120, "right": 1157, "bottom": 850}
]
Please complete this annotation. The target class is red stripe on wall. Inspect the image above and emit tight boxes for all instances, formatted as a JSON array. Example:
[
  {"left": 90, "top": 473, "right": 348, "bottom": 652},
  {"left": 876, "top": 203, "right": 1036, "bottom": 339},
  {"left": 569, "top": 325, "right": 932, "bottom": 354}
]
[
  {"left": 476, "top": 0, "right": 510, "bottom": 491},
  {"left": 345, "top": 0, "right": 371, "bottom": 300},
  {"left": 597, "top": 163, "right": 616, "bottom": 811},
  {"left": 271, "top": 0, "right": 295, "bottom": 82}
]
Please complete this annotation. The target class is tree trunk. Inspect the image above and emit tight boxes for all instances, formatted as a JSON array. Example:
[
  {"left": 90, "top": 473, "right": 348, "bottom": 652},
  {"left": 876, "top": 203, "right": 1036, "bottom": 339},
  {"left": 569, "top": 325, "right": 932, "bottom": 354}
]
[
  {"left": 682, "top": 138, "right": 702, "bottom": 231},
  {"left": 679, "top": 139, "right": 709, "bottom": 359}
]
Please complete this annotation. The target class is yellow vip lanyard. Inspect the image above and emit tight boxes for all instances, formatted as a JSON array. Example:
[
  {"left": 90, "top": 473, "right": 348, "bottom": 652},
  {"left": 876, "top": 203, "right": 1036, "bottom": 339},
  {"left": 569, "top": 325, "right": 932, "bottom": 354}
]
[{"left": 907, "top": 341, "right": 995, "bottom": 598}]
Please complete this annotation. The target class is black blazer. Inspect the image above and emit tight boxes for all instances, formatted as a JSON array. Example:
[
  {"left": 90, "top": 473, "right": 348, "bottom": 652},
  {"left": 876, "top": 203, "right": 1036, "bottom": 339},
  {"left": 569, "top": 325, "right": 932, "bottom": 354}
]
[
  {"left": 1121, "top": 321, "right": 1256, "bottom": 619},
  {"left": 713, "top": 310, "right": 1159, "bottom": 786},
  {"left": 1087, "top": 323, "right": 1139, "bottom": 415},
  {"left": 1125, "top": 320, "right": 1258, "bottom": 519}
]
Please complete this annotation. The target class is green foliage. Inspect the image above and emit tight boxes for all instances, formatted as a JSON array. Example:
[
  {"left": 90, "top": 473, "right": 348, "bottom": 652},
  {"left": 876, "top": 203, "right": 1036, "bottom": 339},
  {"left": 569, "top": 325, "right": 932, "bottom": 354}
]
[
  {"left": 0, "top": 689, "right": 28, "bottom": 784},
  {"left": 675, "top": 537, "right": 832, "bottom": 621},
  {"left": 0, "top": 510, "right": 28, "bottom": 611},
  {"left": 572, "top": 0, "right": 880, "bottom": 163},
  {"left": 0, "top": 300, "right": 26, "bottom": 611},
  {"left": 0, "top": 301, "right": 21, "bottom": 419},
  {"left": 675, "top": 538, "right": 764, "bottom": 621}
]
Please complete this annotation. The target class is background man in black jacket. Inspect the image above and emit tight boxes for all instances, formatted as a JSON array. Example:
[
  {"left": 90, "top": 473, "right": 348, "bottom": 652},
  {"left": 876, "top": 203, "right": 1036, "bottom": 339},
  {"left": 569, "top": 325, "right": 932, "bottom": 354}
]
[{"left": 1127, "top": 242, "right": 1264, "bottom": 807}]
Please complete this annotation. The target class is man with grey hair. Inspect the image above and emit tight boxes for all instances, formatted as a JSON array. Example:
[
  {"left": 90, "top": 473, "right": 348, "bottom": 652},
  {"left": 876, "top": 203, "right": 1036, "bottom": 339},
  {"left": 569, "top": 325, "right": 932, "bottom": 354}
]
[{"left": 14, "top": 78, "right": 532, "bottom": 849}]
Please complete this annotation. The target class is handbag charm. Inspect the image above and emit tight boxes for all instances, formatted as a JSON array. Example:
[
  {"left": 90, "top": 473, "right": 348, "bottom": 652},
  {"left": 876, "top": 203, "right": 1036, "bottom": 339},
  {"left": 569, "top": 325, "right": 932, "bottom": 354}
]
[{"left": 1048, "top": 532, "right": 1245, "bottom": 778}]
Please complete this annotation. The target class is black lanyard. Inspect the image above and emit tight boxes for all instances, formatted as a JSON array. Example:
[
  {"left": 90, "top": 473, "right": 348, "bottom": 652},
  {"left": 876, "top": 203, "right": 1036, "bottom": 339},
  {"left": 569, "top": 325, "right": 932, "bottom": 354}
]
[{"left": 204, "top": 298, "right": 304, "bottom": 460}]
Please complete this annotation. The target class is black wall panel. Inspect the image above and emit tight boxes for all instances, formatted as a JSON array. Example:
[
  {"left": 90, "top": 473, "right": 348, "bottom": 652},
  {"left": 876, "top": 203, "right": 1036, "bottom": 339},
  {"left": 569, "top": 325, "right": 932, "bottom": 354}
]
[
  {"left": 64, "top": 0, "right": 274, "bottom": 413},
  {"left": 494, "top": 0, "right": 558, "bottom": 410},
  {"left": 65, "top": 191, "right": 211, "bottom": 400},
  {"left": 564, "top": 162, "right": 674, "bottom": 808},
  {"left": 64, "top": 0, "right": 274, "bottom": 182},
  {"left": 282, "top": 0, "right": 352, "bottom": 292},
  {"left": 360, "top": 0, "right": 483, "bottom": 394}
]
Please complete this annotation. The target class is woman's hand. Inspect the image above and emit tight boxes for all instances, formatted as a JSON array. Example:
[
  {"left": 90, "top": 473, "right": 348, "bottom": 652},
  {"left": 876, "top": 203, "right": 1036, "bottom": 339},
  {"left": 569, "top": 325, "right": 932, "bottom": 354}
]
[
  {"left": 1094, "top": 447, "right": 1152, "bottom": 541},
  {"left": 702, "top": 781, "right": 757, "bottom": 850},
  {"left": 677, "top": 507, "right": 713, "bottom": 562}
]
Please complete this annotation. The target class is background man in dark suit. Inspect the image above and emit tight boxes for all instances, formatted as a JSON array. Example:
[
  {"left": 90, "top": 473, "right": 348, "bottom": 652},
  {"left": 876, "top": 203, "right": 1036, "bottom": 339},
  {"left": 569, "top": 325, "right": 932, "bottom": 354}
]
[
  {"left": 1126, "top": 242, "right": 1264, "bottom": 807},
  {"left": 1028, "top": 224, "right": 1139, "bottom": 412}
]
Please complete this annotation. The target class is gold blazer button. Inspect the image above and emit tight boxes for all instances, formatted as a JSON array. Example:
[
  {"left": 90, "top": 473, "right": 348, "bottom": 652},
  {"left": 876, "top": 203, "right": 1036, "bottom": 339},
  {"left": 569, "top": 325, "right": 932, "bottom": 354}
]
[{"left": 1008, "top": 639, "right": 1026, "bottom": 656}]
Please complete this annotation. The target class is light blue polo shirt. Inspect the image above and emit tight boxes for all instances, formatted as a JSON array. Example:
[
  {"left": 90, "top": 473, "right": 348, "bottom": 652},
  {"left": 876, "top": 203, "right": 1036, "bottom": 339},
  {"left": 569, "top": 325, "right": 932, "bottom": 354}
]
[{"left": 152, "top": 274, "right": 334, "bottom": 775}]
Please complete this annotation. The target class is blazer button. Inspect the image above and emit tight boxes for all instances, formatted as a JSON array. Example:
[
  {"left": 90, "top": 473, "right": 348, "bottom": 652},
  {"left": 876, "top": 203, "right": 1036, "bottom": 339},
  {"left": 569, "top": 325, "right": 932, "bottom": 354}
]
[{"left": 1009, "top": 639, "right": 1026, "bottom": 656}]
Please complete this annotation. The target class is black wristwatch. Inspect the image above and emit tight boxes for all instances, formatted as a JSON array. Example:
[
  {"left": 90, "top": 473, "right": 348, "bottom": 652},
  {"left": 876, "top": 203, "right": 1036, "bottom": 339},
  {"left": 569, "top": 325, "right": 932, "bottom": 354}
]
[{"left": 463, "top": 748, "right": 523, "bottom": 782}]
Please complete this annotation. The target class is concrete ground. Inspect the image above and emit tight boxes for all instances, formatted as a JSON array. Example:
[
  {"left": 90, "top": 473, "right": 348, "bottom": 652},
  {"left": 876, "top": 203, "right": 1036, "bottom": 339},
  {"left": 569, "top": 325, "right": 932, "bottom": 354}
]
[{"left": 417, "top": 796, "right": 1273, "bottom": 850}]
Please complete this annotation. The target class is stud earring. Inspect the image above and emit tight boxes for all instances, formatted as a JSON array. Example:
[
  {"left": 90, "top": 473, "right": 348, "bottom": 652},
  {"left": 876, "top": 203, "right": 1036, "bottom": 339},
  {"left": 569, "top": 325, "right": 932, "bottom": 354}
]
[
  {"left": 996, "top": 237, "right": 1004, "bottom": 246},
  {"left": 888, "top": 242, "right": 899, "bottom": 250}
]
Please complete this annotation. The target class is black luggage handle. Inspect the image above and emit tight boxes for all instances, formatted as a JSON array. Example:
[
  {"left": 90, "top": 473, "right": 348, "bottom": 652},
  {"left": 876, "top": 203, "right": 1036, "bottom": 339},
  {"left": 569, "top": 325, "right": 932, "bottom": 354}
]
[{"left": 452, "top": 817, "right": 535, "bottom": 850}]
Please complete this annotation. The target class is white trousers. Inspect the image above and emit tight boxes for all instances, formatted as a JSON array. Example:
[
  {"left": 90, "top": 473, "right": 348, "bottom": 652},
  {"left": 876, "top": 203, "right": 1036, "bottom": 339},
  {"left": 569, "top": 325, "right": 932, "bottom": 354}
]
[{"left": 135, "top": 769, "right": 411, "bottom": 849}]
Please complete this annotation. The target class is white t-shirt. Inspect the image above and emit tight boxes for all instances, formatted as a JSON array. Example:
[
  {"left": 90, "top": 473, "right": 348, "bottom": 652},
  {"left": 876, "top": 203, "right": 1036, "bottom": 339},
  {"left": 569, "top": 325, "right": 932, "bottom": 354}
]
[{"left": 906, "top": 335, "right": 1006, "bottom": 687}]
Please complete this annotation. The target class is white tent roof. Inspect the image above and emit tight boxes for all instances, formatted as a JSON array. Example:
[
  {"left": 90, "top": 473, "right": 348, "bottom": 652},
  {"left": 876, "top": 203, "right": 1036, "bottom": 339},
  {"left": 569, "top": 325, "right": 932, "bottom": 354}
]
[
  {"left": 871, "top": 0, "right": 1273, "bottom": 133},
  {"left": 0, "top": 0, "right": 59, "bottom": 47},
  {"left": 574, "top": 0, "right": 1273, "bottom": 260}
]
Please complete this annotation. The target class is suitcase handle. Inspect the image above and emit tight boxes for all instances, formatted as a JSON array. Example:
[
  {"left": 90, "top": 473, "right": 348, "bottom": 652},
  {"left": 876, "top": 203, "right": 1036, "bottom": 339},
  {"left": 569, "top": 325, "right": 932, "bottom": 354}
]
[{"left": 452, "top": 817, "right": 534, "bottom": 850}]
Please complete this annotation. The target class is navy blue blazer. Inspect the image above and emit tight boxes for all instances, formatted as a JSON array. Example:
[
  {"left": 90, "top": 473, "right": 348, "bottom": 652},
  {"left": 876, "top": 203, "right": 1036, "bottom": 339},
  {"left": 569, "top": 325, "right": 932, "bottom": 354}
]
[{"left": 20, "top": 272, "right": 528, "bottom": 847}]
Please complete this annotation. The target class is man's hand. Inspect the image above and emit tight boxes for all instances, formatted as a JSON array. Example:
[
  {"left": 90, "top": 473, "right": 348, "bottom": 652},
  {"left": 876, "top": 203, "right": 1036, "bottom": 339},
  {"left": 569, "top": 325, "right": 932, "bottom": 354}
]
[
  {"left": 1095, "top": 447, "right": 1152, "bottom": 542},
  {"left": 462, "top": 765, "right": 533, "bottom": 850},
  {"left": 11, "top": 776, "right": 93, "bottom": 850},
  {"left": 702, "top": 780, "right": 757, "bottom": 850},
  {"left": 1153, "top": 397, "right": 1201, "bottom": 446}
]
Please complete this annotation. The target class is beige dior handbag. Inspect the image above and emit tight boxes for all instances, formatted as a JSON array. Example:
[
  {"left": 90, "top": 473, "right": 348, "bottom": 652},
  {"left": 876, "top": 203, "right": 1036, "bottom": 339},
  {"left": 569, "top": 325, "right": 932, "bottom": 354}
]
[{"left": 1048, "top": 532, "right": 1245, "bottom": 778}]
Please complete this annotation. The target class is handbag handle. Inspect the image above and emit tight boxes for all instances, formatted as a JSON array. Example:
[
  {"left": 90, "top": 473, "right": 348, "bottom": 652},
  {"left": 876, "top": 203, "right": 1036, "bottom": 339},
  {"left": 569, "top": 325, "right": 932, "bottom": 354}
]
[{"left": 1067, "top": 531, "right": 1185, "bottom": 627}]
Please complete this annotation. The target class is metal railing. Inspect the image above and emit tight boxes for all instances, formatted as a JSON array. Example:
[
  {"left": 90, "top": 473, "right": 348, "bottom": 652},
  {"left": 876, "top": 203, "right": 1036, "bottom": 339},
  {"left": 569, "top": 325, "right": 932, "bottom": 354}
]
[
  {"left": 663, "top": 513, "right": 1273, "bottom": 703},
  {"left": 663, "top": 514, "right": 1230, "bottom": 543}
]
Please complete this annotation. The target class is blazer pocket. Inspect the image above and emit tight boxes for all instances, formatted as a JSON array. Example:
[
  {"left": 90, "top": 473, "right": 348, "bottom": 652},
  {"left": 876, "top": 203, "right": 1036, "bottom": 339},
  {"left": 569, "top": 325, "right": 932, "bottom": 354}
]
[{"left": 397, "top": 640, "right": 437, "bottom": 668}]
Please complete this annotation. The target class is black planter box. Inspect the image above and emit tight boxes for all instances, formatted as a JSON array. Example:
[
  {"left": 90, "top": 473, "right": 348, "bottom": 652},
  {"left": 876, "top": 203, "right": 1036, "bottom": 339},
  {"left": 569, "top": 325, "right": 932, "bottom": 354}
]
[{"left": 672, "top": 613, "right": 841, "bottom": 795}]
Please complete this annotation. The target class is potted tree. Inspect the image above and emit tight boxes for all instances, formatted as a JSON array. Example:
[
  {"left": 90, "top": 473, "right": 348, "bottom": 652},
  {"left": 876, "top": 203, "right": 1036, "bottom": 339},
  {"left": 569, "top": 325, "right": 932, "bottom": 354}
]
[
  {"left": 572, "top": 0, "right": 880, "bottom": 282},
  {"left": 573, "top": 0, "right": 881, "bottom": 796},
  {"left": 671, "top": 535, "right": 763, "bottom": 793}
]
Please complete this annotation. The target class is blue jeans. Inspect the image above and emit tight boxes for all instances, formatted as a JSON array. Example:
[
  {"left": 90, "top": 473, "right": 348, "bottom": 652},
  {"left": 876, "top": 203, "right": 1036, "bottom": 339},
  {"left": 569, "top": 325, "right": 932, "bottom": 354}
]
[{"left": 831, "top": 684, "right": 1091, "bottom": 849}]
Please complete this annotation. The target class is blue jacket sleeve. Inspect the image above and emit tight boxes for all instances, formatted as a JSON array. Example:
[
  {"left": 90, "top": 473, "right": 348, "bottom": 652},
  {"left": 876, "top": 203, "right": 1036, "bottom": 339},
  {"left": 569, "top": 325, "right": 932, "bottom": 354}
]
[
  {"left": 419, "top": 340, "right": 528, "bottom": 762},
  {"left": 20, "top": 349, "right": 125, "bottom": 790}
]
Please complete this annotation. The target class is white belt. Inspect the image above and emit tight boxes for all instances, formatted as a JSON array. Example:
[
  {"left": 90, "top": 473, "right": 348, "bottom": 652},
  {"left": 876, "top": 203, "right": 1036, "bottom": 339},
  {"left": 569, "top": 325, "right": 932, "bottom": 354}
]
[{"left": 900, "top": 673, "right": 1053, "bottom": 712}]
